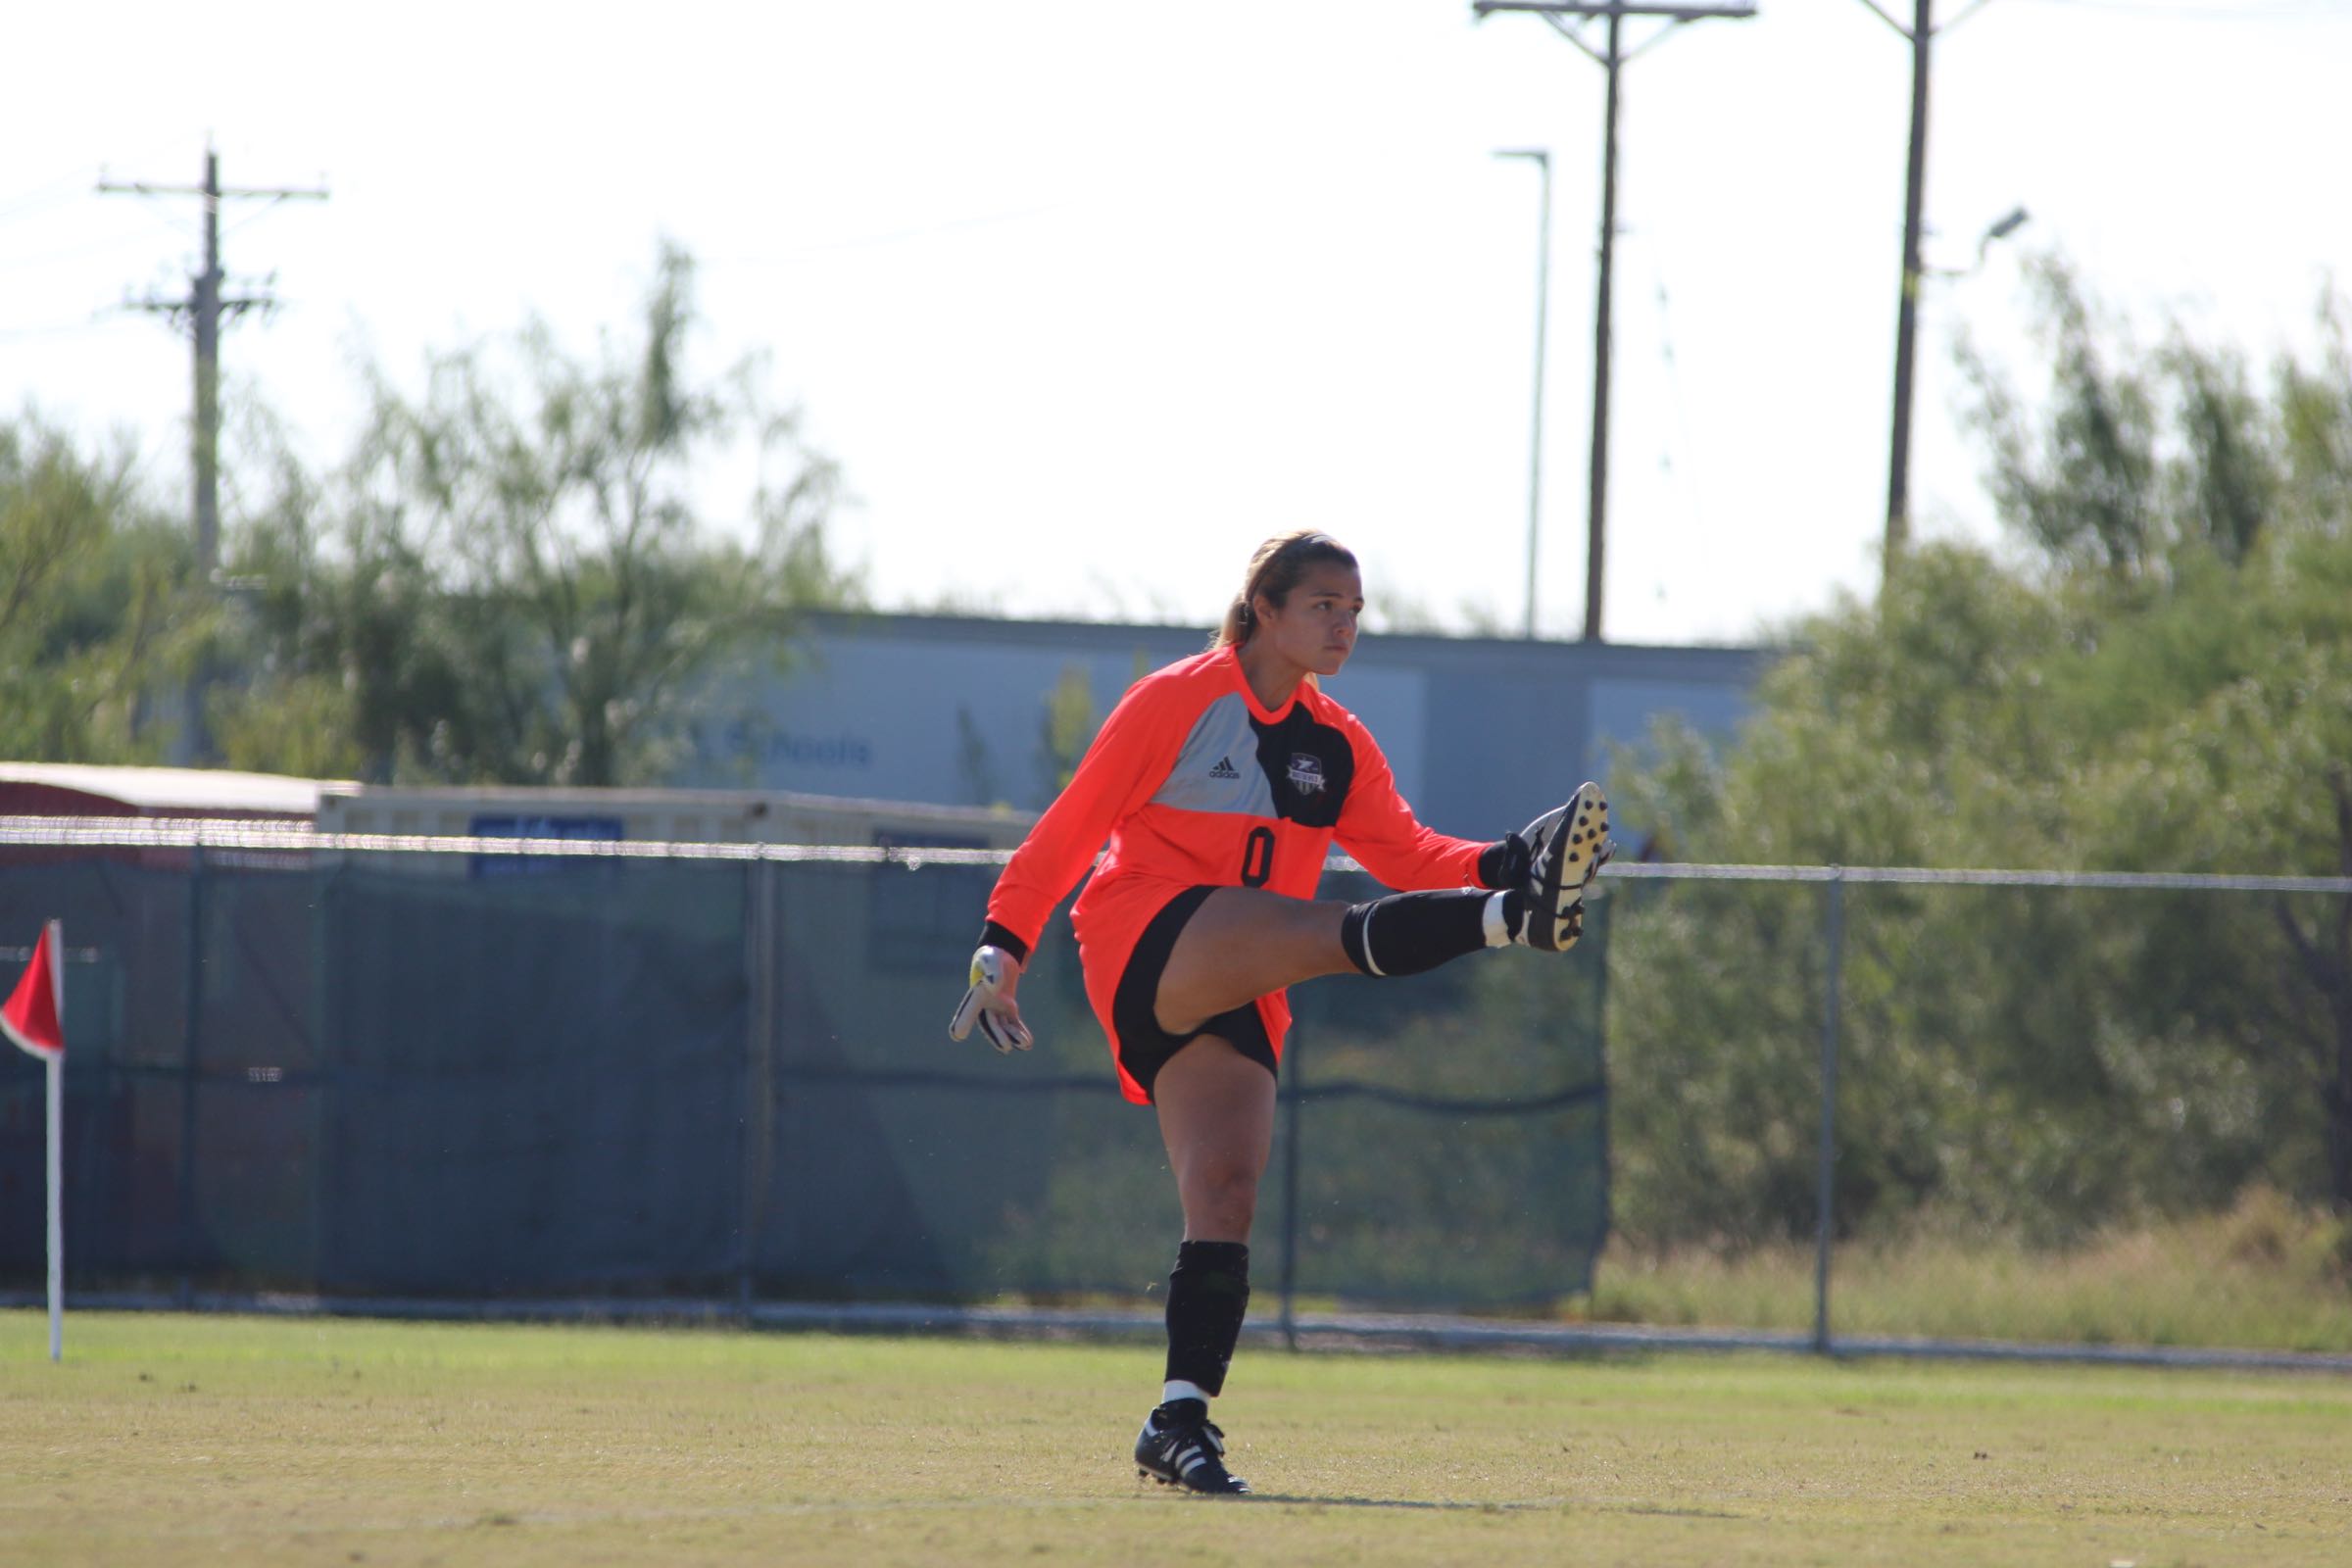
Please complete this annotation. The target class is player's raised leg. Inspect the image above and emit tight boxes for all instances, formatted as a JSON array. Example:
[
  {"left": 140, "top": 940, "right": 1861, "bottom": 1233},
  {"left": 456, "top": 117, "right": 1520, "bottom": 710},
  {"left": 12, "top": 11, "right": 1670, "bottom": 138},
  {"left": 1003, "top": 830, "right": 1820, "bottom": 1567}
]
[
  {"left": 1150, "top": 890, "right": 1351, "bottom": 1034},
  {"left": 1150, "top": 781, "right": 1613, "bottom": 1034}
]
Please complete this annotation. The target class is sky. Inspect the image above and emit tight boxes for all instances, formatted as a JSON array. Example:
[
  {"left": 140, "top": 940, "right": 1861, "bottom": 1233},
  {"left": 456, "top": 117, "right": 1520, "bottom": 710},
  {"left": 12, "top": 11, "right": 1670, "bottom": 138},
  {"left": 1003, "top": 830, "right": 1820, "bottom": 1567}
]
[{"left": 4, "top": 0, "right": 2348, "bottom": 648}]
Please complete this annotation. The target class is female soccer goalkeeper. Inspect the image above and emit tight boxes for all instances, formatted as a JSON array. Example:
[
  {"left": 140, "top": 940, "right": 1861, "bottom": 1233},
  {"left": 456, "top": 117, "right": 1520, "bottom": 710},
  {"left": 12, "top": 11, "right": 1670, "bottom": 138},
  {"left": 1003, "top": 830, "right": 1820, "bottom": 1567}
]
[{"left": 950, "top": 529, "right": 1610, "bottom": 1496}]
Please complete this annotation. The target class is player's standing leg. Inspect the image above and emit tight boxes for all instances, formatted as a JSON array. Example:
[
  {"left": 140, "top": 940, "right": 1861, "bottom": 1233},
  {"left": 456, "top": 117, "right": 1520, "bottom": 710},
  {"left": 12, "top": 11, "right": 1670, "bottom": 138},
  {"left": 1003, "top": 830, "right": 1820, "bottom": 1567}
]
[
  {"left": 1132, "top": 1035, "right": 1270, "bottom": 1496},
  {"left": 1126, "top": 782, "right": 1608, "bottom": 1494}
]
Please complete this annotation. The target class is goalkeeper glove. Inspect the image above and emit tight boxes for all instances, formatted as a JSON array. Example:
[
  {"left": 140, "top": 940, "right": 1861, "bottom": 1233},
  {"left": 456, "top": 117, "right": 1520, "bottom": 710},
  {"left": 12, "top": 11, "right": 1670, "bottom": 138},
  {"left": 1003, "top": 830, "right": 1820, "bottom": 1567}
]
[
  {"left": 1477, "top": 830, "right": 1532, "bottom": 891},
  {"left": 949, "top": 944, "right": 1033, "bottom": 1053}
]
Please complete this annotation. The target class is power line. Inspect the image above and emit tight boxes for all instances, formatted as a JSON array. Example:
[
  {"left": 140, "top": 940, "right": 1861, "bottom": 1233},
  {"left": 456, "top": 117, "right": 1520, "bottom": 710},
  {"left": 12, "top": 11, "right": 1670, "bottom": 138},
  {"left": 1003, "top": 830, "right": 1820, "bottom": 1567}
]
[
  {"left": 0, "top": 312, "right": 113, "bottom": 343},
  {"left": 2026, "top": 0, "right": 2344, "bottom": 16},
  {"left": 0, "top": 177, "right": 94, "bottom": 227},
  {"left": 0, "top": 137, "right": 202, "bottom": 223},
  {"left": 0, "top": 215, "right": 188, "bottom": 274},
  {"left": 737, "top": 199, "right": 1092, "bottom": 263}
]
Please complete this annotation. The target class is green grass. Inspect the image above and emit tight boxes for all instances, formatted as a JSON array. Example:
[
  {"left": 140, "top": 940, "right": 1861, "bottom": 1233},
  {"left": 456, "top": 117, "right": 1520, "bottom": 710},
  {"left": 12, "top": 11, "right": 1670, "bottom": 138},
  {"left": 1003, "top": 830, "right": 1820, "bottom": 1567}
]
[
  {"left": 6, "top": 1311, "right": 2351, "bottom": 1566},
  {"left": 1588, "top": 1191, "right": 2352, "bottom": 1351}
]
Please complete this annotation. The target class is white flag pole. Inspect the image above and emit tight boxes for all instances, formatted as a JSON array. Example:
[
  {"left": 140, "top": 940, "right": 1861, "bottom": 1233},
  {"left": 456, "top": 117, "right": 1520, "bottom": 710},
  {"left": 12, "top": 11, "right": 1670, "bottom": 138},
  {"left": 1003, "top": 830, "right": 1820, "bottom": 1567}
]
[{"left": 46, "top": 919, "right": 63, "bottom": 1364}]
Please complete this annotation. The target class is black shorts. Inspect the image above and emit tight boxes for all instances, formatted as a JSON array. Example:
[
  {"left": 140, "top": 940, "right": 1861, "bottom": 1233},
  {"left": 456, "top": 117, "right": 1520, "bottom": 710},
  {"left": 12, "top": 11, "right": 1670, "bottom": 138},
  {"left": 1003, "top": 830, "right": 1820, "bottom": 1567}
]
[{"left": 1110, "top": 884, "right": 1278, "bottom": 1102}]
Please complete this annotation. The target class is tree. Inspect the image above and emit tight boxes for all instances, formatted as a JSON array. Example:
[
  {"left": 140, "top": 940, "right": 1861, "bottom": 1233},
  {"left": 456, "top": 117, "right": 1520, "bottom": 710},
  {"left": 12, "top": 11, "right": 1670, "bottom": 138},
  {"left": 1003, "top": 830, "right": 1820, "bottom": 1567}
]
[
  {"left": 218, "top": 243, "right": 862, "bottom": 786},
  {"left": 0, "top": 413, "right": 202, "bottom": 762},
  {"left": 1975, "top": 269, "right": 2352, "bottom": 1212},
  {"left": 1604, "top": 263, "right": 2352, "bottom": 1244}
]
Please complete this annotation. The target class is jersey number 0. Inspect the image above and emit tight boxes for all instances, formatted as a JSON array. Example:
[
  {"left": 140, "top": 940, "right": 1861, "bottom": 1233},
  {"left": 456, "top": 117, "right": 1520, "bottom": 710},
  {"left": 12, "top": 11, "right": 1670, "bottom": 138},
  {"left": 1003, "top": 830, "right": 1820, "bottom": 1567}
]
[{"left": 1239, "top": 826, "right": 1275, "bottom": 888}]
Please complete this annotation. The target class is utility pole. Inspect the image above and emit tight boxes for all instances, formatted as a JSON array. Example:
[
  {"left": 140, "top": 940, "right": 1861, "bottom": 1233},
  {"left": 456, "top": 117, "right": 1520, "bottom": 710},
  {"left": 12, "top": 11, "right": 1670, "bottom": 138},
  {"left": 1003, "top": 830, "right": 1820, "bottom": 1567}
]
[
  {"left": 101, "top": 144, "right": 325, "bottom": 763},
  {"left": 1861, "top": 0, "right": 1993, "bottom": 576},
  {"left": 1474, "top": 2, "right": 1756, "bottom": 644},
  {"left": 100, "top": 144, "right": 326, "bottom": 587},
  {"left": 1877, "top": 0, "right": 1934, "bottom": 570}
]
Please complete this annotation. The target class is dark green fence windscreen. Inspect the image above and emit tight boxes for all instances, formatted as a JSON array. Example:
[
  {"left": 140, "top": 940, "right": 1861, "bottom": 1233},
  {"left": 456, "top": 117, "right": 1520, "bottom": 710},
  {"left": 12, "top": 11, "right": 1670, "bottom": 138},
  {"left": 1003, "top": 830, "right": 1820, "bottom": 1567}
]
[{"left": 0, "top": 850, "right": 1610, "bottom": 1308}]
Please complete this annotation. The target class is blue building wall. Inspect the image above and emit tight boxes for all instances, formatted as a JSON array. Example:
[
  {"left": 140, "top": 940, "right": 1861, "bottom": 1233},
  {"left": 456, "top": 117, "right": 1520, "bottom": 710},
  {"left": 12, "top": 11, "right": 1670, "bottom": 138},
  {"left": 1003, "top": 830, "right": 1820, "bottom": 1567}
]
[{"left": 677, "top": 612, "right": 1774, "bottom": 844}]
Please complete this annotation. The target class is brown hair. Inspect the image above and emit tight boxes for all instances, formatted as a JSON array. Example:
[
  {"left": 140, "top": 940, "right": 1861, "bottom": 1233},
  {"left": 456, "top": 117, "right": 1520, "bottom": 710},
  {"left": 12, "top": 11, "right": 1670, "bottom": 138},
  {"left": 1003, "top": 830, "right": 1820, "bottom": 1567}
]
[{"left": 1209, "top": 530, "right": 1360, "bottom": 651}]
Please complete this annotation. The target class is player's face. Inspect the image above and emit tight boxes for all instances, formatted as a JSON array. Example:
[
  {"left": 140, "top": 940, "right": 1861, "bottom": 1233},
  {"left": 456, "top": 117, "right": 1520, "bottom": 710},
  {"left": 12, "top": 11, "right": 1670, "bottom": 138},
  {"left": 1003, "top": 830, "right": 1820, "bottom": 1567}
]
[{"left": 1258, "top": 564, "right": 1364, "bottom": 677}]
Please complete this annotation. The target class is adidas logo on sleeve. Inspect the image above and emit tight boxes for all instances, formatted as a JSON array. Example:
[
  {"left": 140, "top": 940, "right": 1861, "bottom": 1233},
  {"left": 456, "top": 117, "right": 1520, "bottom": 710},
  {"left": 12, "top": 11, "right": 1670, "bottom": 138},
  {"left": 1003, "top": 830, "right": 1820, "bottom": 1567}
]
[{"left": 1208, "top": 757, "right": 1241, "bottom": 780}]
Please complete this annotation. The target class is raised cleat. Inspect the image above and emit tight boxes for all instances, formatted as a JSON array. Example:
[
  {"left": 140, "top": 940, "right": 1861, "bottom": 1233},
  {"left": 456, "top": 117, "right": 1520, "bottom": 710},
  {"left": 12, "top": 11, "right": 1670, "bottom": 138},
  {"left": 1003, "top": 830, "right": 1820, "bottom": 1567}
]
[
  {"left": 1514, "top": 781, "right": 1611, "bottom": 953},
  {"left": 1134, "top": 1404, "right": 1251, "bottom": 1496}
]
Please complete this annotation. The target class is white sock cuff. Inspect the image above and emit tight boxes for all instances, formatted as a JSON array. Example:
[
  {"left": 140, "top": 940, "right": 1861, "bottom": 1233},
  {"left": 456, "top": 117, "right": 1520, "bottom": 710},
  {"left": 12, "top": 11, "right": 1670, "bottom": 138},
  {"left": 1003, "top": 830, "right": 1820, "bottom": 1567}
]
[
  {"left": 1161, "top": 1379, "right": 1211, "bottom": 1407},
  {"left": 1482, "top": 890, "right": 1513, "bottom": 949}
]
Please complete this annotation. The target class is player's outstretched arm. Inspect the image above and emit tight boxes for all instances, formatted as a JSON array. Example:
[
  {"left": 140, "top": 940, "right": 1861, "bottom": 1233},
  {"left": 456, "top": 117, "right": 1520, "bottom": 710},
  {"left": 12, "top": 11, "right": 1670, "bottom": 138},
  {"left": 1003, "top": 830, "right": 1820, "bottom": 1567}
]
[{"left": 949, "top": 944, "right": 1033, "bottom": 1053}]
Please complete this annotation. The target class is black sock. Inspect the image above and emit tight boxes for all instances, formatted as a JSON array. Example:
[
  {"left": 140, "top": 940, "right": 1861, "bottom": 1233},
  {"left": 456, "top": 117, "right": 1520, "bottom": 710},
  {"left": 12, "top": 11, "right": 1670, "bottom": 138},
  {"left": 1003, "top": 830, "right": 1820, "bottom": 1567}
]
[
  {"left": 1339, "top": 888, "right": 1494, "bottom": 977},
  {"left": 1163, "top": 1240, "right": 1250, "bottom": 1397}
]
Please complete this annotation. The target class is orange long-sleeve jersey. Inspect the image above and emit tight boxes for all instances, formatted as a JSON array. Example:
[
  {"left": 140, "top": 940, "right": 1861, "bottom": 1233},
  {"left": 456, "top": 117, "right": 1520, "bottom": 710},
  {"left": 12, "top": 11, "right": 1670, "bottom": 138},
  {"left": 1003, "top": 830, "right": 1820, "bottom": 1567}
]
[{"left": 982, "top": 646, "right": 1494, "bottom": 1098}]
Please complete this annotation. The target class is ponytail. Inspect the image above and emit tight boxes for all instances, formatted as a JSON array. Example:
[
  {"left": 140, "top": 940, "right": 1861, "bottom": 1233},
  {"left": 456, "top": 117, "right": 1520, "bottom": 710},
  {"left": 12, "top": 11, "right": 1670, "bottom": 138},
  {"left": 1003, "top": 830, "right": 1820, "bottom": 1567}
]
[{"left": 1210, "top": 530, "right": 1359, "bottom": 651}]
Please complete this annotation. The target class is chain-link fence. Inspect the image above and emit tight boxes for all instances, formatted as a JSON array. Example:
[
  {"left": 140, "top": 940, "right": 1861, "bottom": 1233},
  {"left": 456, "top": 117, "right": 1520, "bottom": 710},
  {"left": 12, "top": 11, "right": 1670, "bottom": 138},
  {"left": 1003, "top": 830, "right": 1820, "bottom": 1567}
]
[
  {"left": 1603, "top": 861, "right": 2352, "bottom": 1359},
  {"left": 0, "top": 821, "right": 1605, "bottom": 1320},
  {"left": 3, "top": 818, "right": 2348, "bottom": 1360}
]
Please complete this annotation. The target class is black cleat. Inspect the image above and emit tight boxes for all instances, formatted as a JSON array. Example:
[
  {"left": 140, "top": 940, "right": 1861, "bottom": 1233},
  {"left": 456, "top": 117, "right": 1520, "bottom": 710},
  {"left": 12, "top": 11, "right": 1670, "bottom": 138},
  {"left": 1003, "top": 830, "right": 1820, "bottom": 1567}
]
[
  {"left": 1514, "top": 781, "right": 1612, "bottom": 953},
  {"left": 1134, "top": 1403, "right": 1250, "bottom": 1495}
]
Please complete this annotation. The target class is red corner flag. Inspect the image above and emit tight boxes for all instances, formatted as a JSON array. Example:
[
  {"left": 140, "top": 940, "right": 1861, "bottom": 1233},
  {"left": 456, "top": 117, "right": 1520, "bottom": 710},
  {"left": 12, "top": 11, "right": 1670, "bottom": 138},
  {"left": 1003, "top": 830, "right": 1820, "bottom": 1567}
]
[{"left": 3, "top": 922, "right": 64, "bottom": 1061}]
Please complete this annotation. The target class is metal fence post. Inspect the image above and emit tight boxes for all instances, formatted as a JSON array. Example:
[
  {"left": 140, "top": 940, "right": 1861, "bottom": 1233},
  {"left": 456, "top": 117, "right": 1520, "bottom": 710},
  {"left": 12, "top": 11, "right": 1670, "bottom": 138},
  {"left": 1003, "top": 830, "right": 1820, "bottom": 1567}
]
[
  {"left": 178, "top": 843, "right": 206, "bottom": 1307},
  {"left": 1813, "top": 869, "right": 1845, "bottom": 1355},
  {"left": 739, "top": 859, "right": 779, "bottom": 1315},
  {"left": 1278, "top": 1026, "right": 1302, "bottom": 1351}
]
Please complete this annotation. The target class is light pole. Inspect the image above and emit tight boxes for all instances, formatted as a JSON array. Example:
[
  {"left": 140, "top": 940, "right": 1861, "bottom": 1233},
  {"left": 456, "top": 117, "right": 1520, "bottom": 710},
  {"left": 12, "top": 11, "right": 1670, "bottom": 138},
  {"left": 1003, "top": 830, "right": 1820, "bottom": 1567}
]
[
  {"left": 1495, "top": 149, "right": 1552, "bottom": 640},
  {"left": 1963, "top": 206, "right": 2031, "bottom": 271},
  {"left": 1890, "top": 202, "right": 2028, "bottom": 555}
]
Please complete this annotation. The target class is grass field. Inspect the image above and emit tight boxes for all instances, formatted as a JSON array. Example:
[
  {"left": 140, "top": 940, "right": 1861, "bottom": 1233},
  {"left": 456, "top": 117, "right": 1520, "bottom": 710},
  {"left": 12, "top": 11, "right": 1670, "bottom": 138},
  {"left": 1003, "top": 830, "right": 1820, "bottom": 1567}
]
[
  {"left": 6, "top": 1311, "right": 2350, "bottom": 1567},
  {"left": 1587, "top": 1195, "right": 2352, "bottom": 1352}
]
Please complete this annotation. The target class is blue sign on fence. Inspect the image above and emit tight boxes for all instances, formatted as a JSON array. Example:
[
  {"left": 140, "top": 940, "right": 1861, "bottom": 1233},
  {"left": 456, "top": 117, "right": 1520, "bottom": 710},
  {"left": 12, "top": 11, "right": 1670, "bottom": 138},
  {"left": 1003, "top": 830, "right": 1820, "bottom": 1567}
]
[{"left": 467, "top": 815, "right": 626, "bottom": 879}]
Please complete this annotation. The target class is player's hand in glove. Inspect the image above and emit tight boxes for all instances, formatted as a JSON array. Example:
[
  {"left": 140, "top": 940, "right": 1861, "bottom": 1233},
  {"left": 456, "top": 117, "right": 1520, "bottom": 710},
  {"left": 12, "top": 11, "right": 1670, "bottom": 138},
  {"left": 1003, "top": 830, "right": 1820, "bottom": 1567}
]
[
  {"left": 1477, "top": 828, "right": 1534, "bottom": 892},
  {"left": 949, "top": 944, "right": 1033, "bottom": 1053}
]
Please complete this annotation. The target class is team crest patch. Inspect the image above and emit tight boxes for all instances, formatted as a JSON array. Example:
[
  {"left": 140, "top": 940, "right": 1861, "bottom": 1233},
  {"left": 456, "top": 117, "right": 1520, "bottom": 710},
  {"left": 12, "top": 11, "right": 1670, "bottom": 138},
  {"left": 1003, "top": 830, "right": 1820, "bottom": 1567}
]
[{"left": 1287, "top": 753, "right": 1326, "bottom": 795}]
